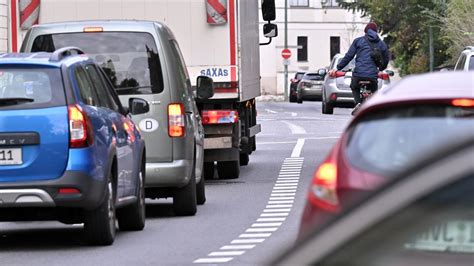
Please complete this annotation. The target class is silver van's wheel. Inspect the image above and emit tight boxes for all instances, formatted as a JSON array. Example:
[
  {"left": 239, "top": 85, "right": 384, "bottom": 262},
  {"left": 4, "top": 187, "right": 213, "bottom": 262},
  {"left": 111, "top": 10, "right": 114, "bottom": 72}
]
[
  {"left": 84, "top": 171, "right": 116, "bottom": 245},
  {"left": 196, "top": 176, "right": 206, "bottom": 205},
  {"left": 117, "top": 162, "right": 146, "bottom": 231},
  {"left": 173, "top": 163, "right": 197, "bottom": 216},
  {"left": 322, "top": 100, "right": 334, "bottom": 114}
]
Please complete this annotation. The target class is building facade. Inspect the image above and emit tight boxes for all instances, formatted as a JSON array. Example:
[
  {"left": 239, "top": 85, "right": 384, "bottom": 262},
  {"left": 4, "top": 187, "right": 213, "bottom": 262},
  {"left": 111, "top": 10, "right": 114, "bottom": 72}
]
[
  {"left": 259, "top": 0, "right": 369, "bottom": 95},
  {"left": 0, "top": 0, "right": 8, "bottom": 52}
]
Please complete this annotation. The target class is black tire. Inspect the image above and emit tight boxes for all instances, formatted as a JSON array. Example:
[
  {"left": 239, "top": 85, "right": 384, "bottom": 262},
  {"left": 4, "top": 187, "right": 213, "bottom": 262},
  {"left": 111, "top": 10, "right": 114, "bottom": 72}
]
[
  {"left": 297, "top": 97, "right": 303, "bottom": 104},
  {"left": 322, "top": 100, "right": 334, "bottom": 115},
  {"left": 173, "top": 169, "right": 197, "bottom": 216},
  {"left": 117, "top": 161, "right": 146, "bottom": 231},
  {"left": 203, "top": 162, "right": 215, "bottom": 179},
  {"left": 84, "top": 171, "right": 116, "bottom": 246},
  {"left": 196, "top": 175, "right": 206, "bottom": 205},
  {"left": 240, "top": 153, "right": 249, "bottom": 166},
  {"left": 217, "top": 160, "right": 240, "bottom": 179}
]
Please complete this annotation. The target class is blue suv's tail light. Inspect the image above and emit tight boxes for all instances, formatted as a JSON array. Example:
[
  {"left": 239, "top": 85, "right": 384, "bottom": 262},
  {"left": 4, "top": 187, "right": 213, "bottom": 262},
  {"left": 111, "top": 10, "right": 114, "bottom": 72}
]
[{"left": 68, "top": 105, "right": 93, "bottom": 148}]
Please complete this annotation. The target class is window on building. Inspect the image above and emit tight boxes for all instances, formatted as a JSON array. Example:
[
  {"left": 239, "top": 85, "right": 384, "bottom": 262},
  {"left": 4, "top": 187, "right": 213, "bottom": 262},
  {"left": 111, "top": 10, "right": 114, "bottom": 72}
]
[
  {"left": 322, "top": 0, "right": 339, "bottom": 7},
  {"left": 290, "top": 0, "right": 309, "bottom": 7},
  {"left": 330, "top": 36, "right": 340, "bottom": 60},
  {"left": 297, "top": 36, "right": 308, "bottom": 62}
]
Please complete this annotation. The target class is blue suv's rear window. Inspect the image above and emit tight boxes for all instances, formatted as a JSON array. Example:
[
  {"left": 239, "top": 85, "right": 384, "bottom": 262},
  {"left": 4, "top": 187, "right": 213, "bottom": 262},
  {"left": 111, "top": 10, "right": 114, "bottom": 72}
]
[{"left": 0, "top": 66, "right": 65, "bottom": 110}]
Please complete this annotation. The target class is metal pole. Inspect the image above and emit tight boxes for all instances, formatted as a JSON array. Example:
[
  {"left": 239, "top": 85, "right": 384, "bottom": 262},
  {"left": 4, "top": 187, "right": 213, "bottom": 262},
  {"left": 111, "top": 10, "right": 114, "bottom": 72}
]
[
  {"left": 284, "top": 0, "right": 288, "bottom": 101},
  {"left": 429, "top": 26, "right": 434, "bottom": 72}
]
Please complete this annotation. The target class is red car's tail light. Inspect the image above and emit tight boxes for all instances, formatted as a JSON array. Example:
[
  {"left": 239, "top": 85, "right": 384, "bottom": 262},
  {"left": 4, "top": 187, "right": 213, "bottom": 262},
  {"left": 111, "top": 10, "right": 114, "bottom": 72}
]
[
  {"left": 308, "top": 161, "right": 340, "bottom": 213},
  {"left": 378, "top": 72, "right": 390, "bottom": 80},
  {"left": 168, "top": 103, "right": 185, "bottom": 137},
  {"left": 452, "top": 99, "right": 474, "bottom": 107},
  {"left": 201, "top": 110, "right": 238, "bottom": 125},
  {"left": 68, "top": 105, "right": 93, "bottom": 148}
]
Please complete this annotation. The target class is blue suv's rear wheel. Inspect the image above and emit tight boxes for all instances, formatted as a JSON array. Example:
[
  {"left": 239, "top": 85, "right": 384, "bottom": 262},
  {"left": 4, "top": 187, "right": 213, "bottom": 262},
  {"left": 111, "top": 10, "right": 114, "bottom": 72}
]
[
  {"left": 84, "top": 170, "right": 116, "bottom": 245},
  {"left": 117, "top": 161, "right": 146, "bottom": 231}
]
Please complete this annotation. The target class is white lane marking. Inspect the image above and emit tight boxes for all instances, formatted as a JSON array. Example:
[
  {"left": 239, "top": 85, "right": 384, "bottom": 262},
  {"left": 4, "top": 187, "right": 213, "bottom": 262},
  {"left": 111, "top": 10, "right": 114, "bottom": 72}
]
[
  {"left": 221, "top": 245, "right": 256, "bottom": 250},
  {"left": 231, "top": 239, "right": 266, "bottom": 244},
  {"left": 257, "top": 217, "right": 286, "bottom": 222},
  {"left": 246, "top": 227, "right": 279, "bottom": 233},
  {"left": 194, "top": 156, "right": 305, "bottom": 264},
  {"left": 269, "top": 197, "right": 295, "bottom": 201},
  {"left": 291, "top": 138, "right": 306, "bottom": 157},
  {"left": 251, "top": 222, "right": 283, "bottom": 227},
  {"left": 273, "top": 187, "right": 297, "bottom": 190},
  {"left": 282, "top": 121, "right": 307, "bottom": 135},
  {"left": 265, "top": 204, "right": 293, "bottom": 209},
  {"left": 271, "top": 192, "right": 296, "bottom": 196},
  {"left": 276, "top": 180, "right": 299, "bottom": 183},
  {"left": 265, "top": 109, "right": 278, "bottom": 114},
  {"left": 260, "top": 213, "right": 289, "bottom": 217},
  {"left": 263, "top": 208, "right": 291, "bottom": 212},
  {"left": 285, "top": 112, "right": 298, "bottom": 117},
  {"left": 267, "top": 200, "right": 294, "bottom": 204},
  {"left": 209, "top": 251, "right": 246, "bottom": 256},
  {"left": 194, "top": 258, "right": 234, "bottom": 264},
  {"left": 258, "top": 141, "right": 297, "bottom": 145},
  {"left": 239, "top": 233, "right": 272, "bottom": 238}
]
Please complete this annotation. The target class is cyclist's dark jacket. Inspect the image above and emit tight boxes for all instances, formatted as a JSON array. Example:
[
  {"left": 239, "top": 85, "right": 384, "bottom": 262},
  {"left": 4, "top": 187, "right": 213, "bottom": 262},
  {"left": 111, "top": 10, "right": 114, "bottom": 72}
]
[{"left": 337, "top": 29, "right": 390, "bottom": 79}]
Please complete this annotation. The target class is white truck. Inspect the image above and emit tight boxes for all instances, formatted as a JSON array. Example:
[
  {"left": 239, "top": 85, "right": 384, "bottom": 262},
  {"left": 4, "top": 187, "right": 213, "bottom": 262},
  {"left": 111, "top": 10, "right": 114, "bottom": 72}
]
[
  {"left": 16, "top": 0, "right": 277, "bottom": 179},
  {"left": 0, "top": 1, "right": 9, "bottom": 53}
]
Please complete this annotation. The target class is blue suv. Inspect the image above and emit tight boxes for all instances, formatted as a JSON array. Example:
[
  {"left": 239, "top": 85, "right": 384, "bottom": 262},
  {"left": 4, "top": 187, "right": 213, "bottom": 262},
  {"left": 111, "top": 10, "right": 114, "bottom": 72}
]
[{"left": 0, "top": 47, "right": 148, "bottom": 245}]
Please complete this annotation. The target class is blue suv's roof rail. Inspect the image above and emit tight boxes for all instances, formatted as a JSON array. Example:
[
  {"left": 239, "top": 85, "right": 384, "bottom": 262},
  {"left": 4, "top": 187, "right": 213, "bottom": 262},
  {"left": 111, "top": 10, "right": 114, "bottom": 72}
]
[{"left": 50, "top": 47, "right": 84, "bottom": 62}]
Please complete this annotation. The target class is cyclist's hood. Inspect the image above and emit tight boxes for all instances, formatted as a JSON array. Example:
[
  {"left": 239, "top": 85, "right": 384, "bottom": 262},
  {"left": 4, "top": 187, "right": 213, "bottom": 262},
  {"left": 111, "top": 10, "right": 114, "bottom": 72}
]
[{"left": 366, "top": 29, "right": 380, "bottom": 42}]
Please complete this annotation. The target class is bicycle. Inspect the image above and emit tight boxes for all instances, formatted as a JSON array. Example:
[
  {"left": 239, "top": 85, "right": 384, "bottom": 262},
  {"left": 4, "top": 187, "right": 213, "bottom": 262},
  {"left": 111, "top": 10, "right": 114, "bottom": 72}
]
[{"left": 351, "top": 80, "right": 374, "bottom": 115}]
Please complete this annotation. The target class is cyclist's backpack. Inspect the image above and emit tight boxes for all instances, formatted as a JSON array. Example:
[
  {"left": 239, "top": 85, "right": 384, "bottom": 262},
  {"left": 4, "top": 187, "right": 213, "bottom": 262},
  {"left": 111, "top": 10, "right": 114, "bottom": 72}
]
[{"left": 365, "top": 36, "right": 384, "bottom": 69}]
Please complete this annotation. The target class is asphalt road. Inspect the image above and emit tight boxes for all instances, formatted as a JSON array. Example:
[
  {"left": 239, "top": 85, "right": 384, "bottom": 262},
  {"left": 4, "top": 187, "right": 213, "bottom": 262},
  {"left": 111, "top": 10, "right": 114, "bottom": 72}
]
[{"left": 0, "top": 101, "right": 352, "bottom": 266}]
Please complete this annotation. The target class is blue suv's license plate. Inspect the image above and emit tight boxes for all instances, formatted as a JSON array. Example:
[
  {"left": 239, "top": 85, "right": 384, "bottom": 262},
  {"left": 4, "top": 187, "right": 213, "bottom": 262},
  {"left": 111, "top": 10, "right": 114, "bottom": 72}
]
[{"left": 0, "top": 148, "right": 22, "bottom": 165}]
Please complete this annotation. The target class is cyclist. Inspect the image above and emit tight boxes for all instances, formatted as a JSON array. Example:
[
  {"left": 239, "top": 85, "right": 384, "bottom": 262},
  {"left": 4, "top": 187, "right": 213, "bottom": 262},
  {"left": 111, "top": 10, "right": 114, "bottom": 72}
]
[{"left": 328, "top": 22, "right": 390, "bottom": 107}]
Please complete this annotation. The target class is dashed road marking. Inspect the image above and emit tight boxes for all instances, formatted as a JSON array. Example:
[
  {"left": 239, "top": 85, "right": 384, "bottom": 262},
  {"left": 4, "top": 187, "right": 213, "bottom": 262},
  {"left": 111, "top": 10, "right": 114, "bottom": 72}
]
[
  {"left": 193, "top": 156, "right": 304, "bottom": 264},
  {"left": 282, "top": 121, "right": 306, "bottom": 135}
]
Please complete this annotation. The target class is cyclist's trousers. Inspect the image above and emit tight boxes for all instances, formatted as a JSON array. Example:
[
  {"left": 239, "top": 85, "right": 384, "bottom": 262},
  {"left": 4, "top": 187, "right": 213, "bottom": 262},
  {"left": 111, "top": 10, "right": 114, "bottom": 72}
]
[{"left": 350, "top": 77, "right": 378, "bottom": 104}]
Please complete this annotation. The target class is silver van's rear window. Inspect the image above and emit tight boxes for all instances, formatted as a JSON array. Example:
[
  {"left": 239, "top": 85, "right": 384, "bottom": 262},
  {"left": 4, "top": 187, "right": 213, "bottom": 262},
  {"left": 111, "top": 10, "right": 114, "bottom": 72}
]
[{"left": 32, "top": 32, "right": 164, "bottom": 95}]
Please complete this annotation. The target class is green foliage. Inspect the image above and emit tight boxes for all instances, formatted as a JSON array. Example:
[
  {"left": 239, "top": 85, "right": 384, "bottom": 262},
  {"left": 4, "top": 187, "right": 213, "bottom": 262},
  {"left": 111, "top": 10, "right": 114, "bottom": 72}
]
[{"left": 338, "top": 0, "right": 452, "bottom": 75}]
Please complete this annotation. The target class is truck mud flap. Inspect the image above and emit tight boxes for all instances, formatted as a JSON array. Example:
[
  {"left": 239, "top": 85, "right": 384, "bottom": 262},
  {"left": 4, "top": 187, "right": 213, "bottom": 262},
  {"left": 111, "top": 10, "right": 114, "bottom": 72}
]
[{"left": 249, "top": 124, "right": 261, "bottom": 138}]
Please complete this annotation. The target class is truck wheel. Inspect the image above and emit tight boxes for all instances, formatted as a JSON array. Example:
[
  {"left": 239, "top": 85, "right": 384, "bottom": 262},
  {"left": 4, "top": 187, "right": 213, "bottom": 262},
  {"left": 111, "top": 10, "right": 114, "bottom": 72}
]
[
  {"left": 196, "top": 176, "right": 206, "bottom": 205},
  {"left": 217, "top": 160, "right": 240, "bottom": 179},
  {"left": 84, "top": 170, "right": 116, "bottom": 245},
  {"left": 117, "top": 162, "right": 146, "bottom": 231},
  {"left": 322, "top": 100, "right": 334, "bottom": 115},
  {"left": 203, "top": 162, "right": 215, "bottom": 179},
  {"left": 240, "top": 153, "right": 249, "bottom": 166},
  {"left": 173, "top": 169, "right": 197, "bottom": 216}
]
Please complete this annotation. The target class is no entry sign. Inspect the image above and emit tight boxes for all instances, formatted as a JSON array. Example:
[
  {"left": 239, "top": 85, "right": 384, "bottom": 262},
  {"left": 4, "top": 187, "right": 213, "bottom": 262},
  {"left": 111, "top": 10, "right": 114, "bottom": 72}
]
[{"left": 281, "top": 48, "right": 291, "bottom": 59}]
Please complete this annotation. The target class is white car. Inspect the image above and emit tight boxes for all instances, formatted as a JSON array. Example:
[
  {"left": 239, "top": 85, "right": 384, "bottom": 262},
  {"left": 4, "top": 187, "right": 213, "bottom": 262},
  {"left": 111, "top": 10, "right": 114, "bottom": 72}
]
[{"left": 454, "top": 46, "right": 474, "bottom": 71}]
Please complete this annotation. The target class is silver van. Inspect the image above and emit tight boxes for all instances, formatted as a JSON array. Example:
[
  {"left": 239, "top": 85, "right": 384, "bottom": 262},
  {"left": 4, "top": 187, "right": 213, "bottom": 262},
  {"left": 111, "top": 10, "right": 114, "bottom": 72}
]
[{"left": 21, "top": 20, "right": 213, "bottom": 216}]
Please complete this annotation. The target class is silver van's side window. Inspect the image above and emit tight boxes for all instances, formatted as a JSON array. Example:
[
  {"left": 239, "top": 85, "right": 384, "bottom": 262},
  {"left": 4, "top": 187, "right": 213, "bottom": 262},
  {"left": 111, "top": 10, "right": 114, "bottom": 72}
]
[
  {"left": 169, "top": 40, "right": 191, "bottom": 94},
  {"left": 32, "top": 32, "right": 164, "bottom": 95}
]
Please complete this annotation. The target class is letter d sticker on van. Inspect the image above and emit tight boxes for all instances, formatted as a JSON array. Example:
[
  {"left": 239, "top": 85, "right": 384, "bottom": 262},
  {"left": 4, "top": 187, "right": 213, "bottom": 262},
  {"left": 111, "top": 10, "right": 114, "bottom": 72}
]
[{"left": 139, "top": 119, "right": 159, "bottom": 132}]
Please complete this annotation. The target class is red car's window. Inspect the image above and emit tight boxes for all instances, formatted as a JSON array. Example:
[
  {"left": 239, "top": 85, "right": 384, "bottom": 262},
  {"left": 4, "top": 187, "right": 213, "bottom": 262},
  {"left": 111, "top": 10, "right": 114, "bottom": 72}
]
[{"left": 345, "top": 105, "right": 474, "bottom": 176}]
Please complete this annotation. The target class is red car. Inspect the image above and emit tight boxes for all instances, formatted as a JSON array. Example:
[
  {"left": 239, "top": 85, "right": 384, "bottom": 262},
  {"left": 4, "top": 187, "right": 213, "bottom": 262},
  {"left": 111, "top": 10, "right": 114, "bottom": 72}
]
[{"left": 299, "top": 71, "right": 474, "bottom": 237}]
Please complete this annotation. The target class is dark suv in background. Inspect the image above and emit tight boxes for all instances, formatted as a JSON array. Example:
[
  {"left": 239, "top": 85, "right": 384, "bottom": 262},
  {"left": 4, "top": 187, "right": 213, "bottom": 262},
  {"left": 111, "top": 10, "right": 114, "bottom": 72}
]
[{"left": 289, "top": 71, "right": 305, "bottom": 102}]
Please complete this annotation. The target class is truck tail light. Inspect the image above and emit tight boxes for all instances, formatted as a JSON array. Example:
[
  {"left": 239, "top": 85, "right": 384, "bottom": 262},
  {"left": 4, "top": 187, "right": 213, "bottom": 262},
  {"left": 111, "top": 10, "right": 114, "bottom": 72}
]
[
  {"left": 201, "top": 110, "right": 238, "bottom": 125},
  {"left": 68, "top": 105, "right": 93, "bottom": 148},
  {"left": 378, "top": 72, "right": 390, "bottom": 80},
  {"left": 308, "top": 161, "right": 340, "bottom": 213},
  {"left": 168, "top": 103, "right": 185, "bottom": 137}
]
